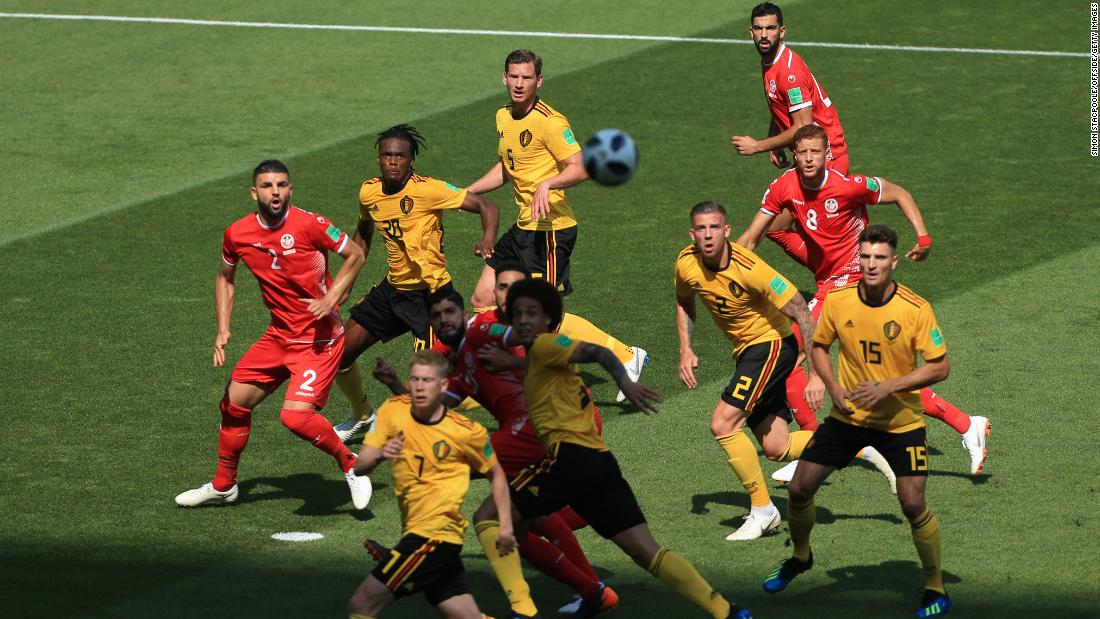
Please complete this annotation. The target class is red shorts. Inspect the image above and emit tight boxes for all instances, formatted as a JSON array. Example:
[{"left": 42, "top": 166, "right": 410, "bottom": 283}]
[
  {"left": 230, "top": 328, "right": 344, "bottom": 409},
  {"left": 810, "top": 272, "right": 862, "bottom": 320}
]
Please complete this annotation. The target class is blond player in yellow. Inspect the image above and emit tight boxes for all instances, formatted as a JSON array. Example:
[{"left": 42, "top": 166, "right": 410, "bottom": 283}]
[
  {"left": 348, "top": 351, "right": 512, "bottom": 619},
  {"left": 333, "top": 125, "right": 499, "bottom": 442},
  {"left": 676, "top": 201, "right": 837, "bottom": 541},
  {"left": 762, "top": 224, "right": 952, "bottom": 619},
  {"left": 466, "top": 49, "right": 649, "bottom": 400}
]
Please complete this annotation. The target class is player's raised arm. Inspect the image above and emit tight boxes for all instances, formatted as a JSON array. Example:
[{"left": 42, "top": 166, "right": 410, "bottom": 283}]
[
  {"left": 467, "top": 160, "right": 507, "bottom": 195},
  {"left": 458, "top": 191, "right": 499, "bottom": 258},
  {"left": 675, "top": 295, "right": 700, "bottom": 389},
  {"left": 877, "top": 179, "right": 932, "bottom": 261},
  {"left": 732, "top": 106, "right": 813, "bottom": 158},
  {"left": 568, "top": 342, "right": 661, "bottom": 413},
  {"left": 531, "top": 151, "right": 588, "bottom": 222},
  {"left": 736, "top": 210, "right": 777, "bottom": 251},
  {"left": 213, "top": 261, "right": 236, "bottom": 367}
]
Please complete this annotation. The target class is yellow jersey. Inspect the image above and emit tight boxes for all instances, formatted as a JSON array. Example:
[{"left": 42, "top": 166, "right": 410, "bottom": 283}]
[
  {"left": 496, "top": 98, "right": 582, "bottom": 231},
  {"left": 363, "top": 395, "right": 498, "bottom": 545},
  {"left": 814, "top": 282, "right": 948, "bottom": 433},
  {"left": 523, "top": 333, "right": 607, "bottom": 452},
  {"left": 358, "top": 174, "right": 467, "bottom": 291},
  {"left": 674, "top": 242, "right": 798, "bottom": 357}
]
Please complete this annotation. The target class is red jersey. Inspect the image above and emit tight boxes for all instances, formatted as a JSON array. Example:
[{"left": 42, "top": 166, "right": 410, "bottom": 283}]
[
  {"left": 221, "top": 206, "right": 349, "bottom": 343},
  {"left": 762, "top": 44, "right": 848, "bottom": 160},
  {"left": 443, "top": 313, "right": 531, "bottom": 434},
  {"left": 760, "top": 168, "right": 883, "bottom": 286}
]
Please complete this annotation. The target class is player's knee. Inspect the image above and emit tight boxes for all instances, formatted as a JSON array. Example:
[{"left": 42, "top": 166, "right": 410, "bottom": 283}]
[
  {"left": 278, "top": 407, "right": 314, "bottom": 431},
  {"left": 787, "top": 480, "right": 813, "bottom": 504},
  {"left": 762, "top": 440, "right": 787, "bottom": 461},
  {"left": 219, "top": 395, "right": 251, "bottom": 426},
  {"left": 898, "top": 494, "right": 927, "bottom": 520},
  {"left": 473, "top": 499, "right": 498, "bottom": 523}
]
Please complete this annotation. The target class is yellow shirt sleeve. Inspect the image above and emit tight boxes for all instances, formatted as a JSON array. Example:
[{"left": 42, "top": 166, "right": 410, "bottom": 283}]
[
  {"left": 745, "top": 253, "right": 798, "bottom": 310},
  {"left": 543, "top": 115, "right": 582, "bottom": 162},
  {"left": 914, "top": 303, "right": 948, "bottom": 361},
  {"left": 532, "top": 333, "right": 580, "bottom": 368},
  {"left": 461, "top": 422, "right": 498, "bottom": 475},
  {"left": 674, "top": 259, "right": 693, "bottom": 300},
  {"left": 813, "top": 294, "right": 838, "bottom": 346},
  {"left": 425, "top": 178, "right": 468, "bottom": 211},
  {"left": 362, "top": 399, "right": 399, "bottom": 449}
]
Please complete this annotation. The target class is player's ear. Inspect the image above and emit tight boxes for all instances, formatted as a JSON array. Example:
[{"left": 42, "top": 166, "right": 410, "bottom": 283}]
[
  {"left": 502, "top": 72, "right": 508, "bottom": 85},
  {"left": 535, "top": 74, "right": 543, "bottom": 88},
  {"left": 250, "top": 186, "right": 258, "bottom": 200}
]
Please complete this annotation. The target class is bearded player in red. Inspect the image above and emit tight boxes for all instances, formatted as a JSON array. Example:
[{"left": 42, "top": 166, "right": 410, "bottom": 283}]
[
  {"left": 737, "top": 126, "right": 991, "bottom": 477},
  {"left": 371, "top": 267, "right": 617, "bottom": 616},
  {"left": 175, "top": 160, "right": 373, "bottom": 509}
]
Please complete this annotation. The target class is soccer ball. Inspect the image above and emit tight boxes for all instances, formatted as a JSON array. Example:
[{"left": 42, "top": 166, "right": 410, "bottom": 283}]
[{"left": 583, "top": 129, "right": 638, "bottom": 187}]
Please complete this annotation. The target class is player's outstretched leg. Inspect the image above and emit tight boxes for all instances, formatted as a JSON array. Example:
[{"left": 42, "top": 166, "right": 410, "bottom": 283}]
[
  {"left": 612, "top": 523, "right": 751, "bottom": 618},
  {"left": 764, "top": 458, "right": 831, "bottom": 593},
  {"left": 472, "top": 508, "right": 538, "bottom": 618},
  {"left": 279, "top": 405, "right": 371, "bottom": 509},
  {"left": 557, "top": 313, "right": 648, "bottom": 403},
  {"left": 920, "top": 388, "right": 989, "bottom": 475},
  {"left": 898, "top": 476, "right": 948, "bottom": 617},
  {"left": 333, "top": 319, "right": 381, "bottom": 442},
  {"left": 177, "top": 383, "right": 266, "bottom": 507}
]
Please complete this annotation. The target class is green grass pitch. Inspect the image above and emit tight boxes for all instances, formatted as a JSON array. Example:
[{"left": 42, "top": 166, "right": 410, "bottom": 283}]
[{"left": 1, "top": 1, "right": 1097, "bottom": 617}]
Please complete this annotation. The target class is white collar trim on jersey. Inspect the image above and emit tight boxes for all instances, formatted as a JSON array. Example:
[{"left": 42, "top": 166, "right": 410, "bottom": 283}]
[
  {"left": 799, "top": 168, "right": 829, "bottom": 191},
  {"left": 763, "top": 43, "right": 787, "bottom": 67},
  {"left": 255, "top": 208, "right": 290, "bottom": 230}
]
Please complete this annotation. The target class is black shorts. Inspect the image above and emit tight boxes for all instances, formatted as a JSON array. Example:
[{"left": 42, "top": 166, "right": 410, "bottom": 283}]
[
  {"left": 487, "top": 224, "right": 577, "bottom": 295},
  {"left": 800, "top": 417, "right": 930, "bottom": 477},
  {"left": 369, "top": 534, "right": 468, "bottom": 606},
  {"left": 509, "top": 442, "right": 646, "bottom": 539},
  {"left": 349, "top": 280, "right": 456, "bottom": 344},
  {"left": 722, "top": 336, "right": 798, "bottom": 429}
]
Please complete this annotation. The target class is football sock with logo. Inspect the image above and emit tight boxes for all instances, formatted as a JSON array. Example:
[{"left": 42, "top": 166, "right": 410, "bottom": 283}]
[
  {"left": 558, "top": 313, "right": 634, "bottom": 364},
  {"left": 475, "top": 519, "right": 537, "bottom": 616},
  {"left": 279, "top": 408, "right": 356, "bottom": 471},
  {"left": 766, "top": 229, "right": 810, "bottom": 268},
  {"left": 647, "top": 547, "right": 731, "bottom": 619},
  {"left": 910, "top": 508, "right": 945, "bottom": 594},
  {"left": 780, "top": 430, "right": 814, "bottom": 462},
  {"left": 716, "top": 431, "right": 771, "bottom": 507},
  {"left": 920, "top": 388, "right": 971, "bottom": 434},
  {"left": 786, "top": 367, "right": 819, "bottom": 430},
  {"left": 336, "top": 363, "right": 374, "bottom": 421},
  {"left": 535, "top": 511, "right": 599, "bottom": 581},
  {"left": 788, "top": 497, "right": 815, "bottom": 562},
  {"left": 213, "top": 397, "right": 252, "bottom": 491},
  {"left": 519, "top": 531, "right": 602, "bottom": 599}
]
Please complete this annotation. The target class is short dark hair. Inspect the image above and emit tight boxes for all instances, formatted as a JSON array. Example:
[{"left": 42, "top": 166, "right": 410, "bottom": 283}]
[
  {"left": 750, "top": 2, "right": 783, "bottom": 26},
  {"left": 859, "top": 224, "right": 898, "bottom": 251},
  {"left": 493, "top": 261, "right": 531, "bottom": 279},
  {"left": 504, "top": 49, "right": 542, "bottom": 76},
  {"left": 375, "top": 124, "right": 426, "bottom": 160},
  {"left": 792, "top": 124, "right": 827, "bottom": 147},
  {"left": 689, "top": 201, "right": 727, "bottom": 221},
  {"left": 410, "top": 350, "right": 450, "bottom": 377},
  {"left": 504, "top": 278, "right": 563, "bottom": 332},
  {"left": 429, "top": 286, "right": 464, "bottom": 311},
  {"left": 252, "top": 159, "right": 289, "bottom": 183}
]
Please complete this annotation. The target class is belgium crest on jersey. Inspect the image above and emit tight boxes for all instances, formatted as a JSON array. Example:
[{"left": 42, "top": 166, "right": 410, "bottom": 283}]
[
  {"left": 883, "top": 320, "right": 901, "bottom": 341},
  {"left": 400, "top": 196, "right": 414, "bottom": 215},
  {"left": 519, "top": 129, "right": 533, "bottom": 148},
  {"left": 432, "top": 440, "right": 452, "bottom": 461},
  {"left": 729, "top": 282, "right": 745, "bottom": 298}
]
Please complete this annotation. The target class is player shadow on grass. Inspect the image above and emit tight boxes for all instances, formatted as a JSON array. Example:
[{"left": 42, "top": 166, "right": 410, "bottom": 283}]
[
  {"left": 929, "top": 469, "right": 992, "bottom": 485},
  {"left": 691, "top": 491, "right": 904, "bottom": 529},
  {"left": 799, "top": 559, "right": 962, "bottom": 597},
  {"left": 237, "top": 473, "right": 384, "bottom": 520}
]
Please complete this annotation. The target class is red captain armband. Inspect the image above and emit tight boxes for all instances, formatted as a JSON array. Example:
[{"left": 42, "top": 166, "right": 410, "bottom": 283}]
[{"left": 917, "top": 235, "right": 933, "bottom": 248}]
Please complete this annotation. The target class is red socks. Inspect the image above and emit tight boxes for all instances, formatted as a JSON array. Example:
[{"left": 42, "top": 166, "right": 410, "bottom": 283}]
[
  {"left": 556, "top": 506, "right": 589, "bottom": 531},
  {"left": 519, "top": 532, "right": 601, "bottom": 599},
  {"left": 280, "top": 408, "right": 356, "bottom": 471},
  {"left": 766, "top": 229, "right": 810, "bottom": 269},
  {"left": 920, "top": 389, "right": 971, "bottom": 434},
  {"left": 786, "top": 366, "right": 819, "bottom": 431},
  {"left": 213, "top": 398, "right": 252, "bottom": 491},
  {"left": 535, "top": 512, "right": 599, "bottom": 582}
]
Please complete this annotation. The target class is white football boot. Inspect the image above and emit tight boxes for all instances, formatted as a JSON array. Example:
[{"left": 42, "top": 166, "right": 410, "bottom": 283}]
[
  {"left": 725, "top": 507, "right": 781, "bottom": 541},
  {"left": 345, "top": 468, "right": 373, "bottom": 510},
  {"left": 333, "top": 410, "right": 376, "bottom": 443},
  {"left": 616, "top": 346, "right": 650, "bottom": 402},
  {"left": 175, "top": 482, "right": 239, "bottom": 507},
  {"left": 772, "top": 460, "right": 800, "bottom": 483},
  {"left": 961, "top": 415, "right": 990, "bottom": 475}
]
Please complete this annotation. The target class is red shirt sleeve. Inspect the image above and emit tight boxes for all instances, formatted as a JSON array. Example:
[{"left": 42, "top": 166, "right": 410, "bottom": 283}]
[
  {"left": 220, "top": 227, "right": 238, "bottom": 266},
  {"left": 780, "top": 64, "right": 814, "bottom": 114},
  {"left": 845, "top": 173, "right": 884, "bottom": 206},
  {"left": 760, "top": 176, "right": 785, "bottom": 216},
  {"left": 306, "top": 212, "right": 349, "bottom": 253}
]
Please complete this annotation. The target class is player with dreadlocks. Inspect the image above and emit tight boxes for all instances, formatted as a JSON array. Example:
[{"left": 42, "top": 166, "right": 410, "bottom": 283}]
[{"left": 332, "top": 124, "right": 500, "bottom": 443}]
